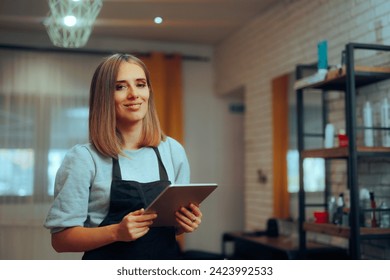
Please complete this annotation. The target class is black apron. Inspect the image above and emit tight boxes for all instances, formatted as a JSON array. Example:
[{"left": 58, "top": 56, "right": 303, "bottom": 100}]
[{"left": 82, "top": 147, "right": 180, "bottom": 260}]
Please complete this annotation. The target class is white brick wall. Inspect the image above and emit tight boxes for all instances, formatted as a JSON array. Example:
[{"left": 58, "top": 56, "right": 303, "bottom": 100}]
[{"left": 215, "top": 0, "right": 390, "bottom": 257}]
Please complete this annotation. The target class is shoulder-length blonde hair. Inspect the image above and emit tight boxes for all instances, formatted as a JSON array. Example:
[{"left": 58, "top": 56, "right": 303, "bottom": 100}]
[{"left": 89, "top": 53, "right": 166, "bottom": 158}]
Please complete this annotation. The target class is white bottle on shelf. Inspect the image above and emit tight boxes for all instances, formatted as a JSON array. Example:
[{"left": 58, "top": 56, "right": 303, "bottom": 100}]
[
  {"left": 324, "top": 123, "right": 334, "bottom": 148},
  {"left": 381, "top": 97, "right": 390, "bottom": 147},
  {"left": 380, "top": 201, "right": 390, "bottom": 228},
  {"left": 363, "top": 101, "right": 374, "bottom": 147}
]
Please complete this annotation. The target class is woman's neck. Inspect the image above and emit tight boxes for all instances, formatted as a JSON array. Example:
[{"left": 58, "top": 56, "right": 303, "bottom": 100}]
[{"left": 118, "top": 122, "right": 143, "bottom": 150}]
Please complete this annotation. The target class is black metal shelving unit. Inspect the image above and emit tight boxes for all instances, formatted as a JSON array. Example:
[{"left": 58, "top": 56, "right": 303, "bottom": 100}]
[{"left": 296, "top": 43, "right": 390, "bottom": 260}]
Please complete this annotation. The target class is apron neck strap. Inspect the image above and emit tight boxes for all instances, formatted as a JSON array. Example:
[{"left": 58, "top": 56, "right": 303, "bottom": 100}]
[
  {"left": 112, "top": 157, "right": 122, "bottom": 180},
  {"left": 152, "top": 147, "right": 169, "bottom": 181}
]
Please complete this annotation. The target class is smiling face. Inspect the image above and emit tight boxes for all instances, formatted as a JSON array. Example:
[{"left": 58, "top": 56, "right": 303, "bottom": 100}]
[{"left": 114, "top": 61, "right": 150, "bottom": 131}]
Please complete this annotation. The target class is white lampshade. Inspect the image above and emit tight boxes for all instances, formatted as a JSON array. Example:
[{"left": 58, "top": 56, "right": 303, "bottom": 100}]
[{"left": 44, "top": 0, "right": 103, "bottom": 48}]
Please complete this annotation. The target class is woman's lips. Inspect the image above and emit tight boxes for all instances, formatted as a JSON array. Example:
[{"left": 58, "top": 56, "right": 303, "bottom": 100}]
[{"left": 124, "top": 103, "right": 142, "bottom": 109}]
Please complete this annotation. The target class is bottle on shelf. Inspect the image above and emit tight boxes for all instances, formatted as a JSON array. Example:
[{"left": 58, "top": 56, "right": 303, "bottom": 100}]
[
  {"left": 359, "top": 188, "right": 370, "bottom": 227},
  {"left": 328, "top": 196, "right": 336, "bottom": 223},
  {"left": 380, "top": 201, "right": 390, "bottom": 228},
  {"left": 363, "top": 101, "right": 374, "bottom": 147},
  {"left": 369, "top": 192, "right": 378, "bottom": 228},
  {"left": 317, "top": 40, "right": 328, "bottom": 70},
  {"left": 324, "top": 123, "right": 335, "bottom": 148},
  {"left": 332, "top": 192, "right": 345, "bottom": 225},
  {"left": 381, "top": 97, "right": 390, "bottom": 147}
]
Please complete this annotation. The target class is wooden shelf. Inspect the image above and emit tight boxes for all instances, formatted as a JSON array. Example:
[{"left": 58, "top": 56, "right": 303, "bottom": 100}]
[
  {"left": 295, "top": 66, "right": 390, "bottom": 91},
  {"left": 302, "top": 146, "right": 390, "bottom": 159},
  {"left": 302, "top": 147, "right": 348, "bottom": 158},
  {"left": 304, "top": 222, "right": 390, "bottom": 238}
]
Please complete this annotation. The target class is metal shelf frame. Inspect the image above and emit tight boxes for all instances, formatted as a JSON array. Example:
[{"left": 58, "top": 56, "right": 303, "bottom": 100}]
[{"left": 296, "top": 43, "right": 390, "bottom": 260}]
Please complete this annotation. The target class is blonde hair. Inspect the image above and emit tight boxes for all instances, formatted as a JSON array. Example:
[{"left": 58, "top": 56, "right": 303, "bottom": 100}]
[{"left": 89, "top": 53, "right": 166, "bottom": 158}]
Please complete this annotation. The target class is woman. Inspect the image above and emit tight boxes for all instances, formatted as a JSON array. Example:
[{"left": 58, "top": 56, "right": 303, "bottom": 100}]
[{"left": 44, "top": 54, "right": 202, "bottom": 260}]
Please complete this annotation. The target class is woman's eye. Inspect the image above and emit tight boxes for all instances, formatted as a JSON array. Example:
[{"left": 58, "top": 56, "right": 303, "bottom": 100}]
[
  {"left": 115, "top": 84, "right": 128, "bottom": 90},
  {"left": 137, "top": 83, "right": 146, "bottom": 88}
]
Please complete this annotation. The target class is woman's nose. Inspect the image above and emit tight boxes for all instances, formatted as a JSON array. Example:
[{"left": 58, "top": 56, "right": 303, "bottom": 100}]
[{"left": 126, "top": 86, "right": 138, "bottom": 98}]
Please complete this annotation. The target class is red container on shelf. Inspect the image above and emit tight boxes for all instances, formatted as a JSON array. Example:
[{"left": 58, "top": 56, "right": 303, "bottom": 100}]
[
  {"left": 338, "top": 129, "right": 349, "bottom": 147},
  {"left": 314, "top": 211, "right": 329, "bottom": 223}
]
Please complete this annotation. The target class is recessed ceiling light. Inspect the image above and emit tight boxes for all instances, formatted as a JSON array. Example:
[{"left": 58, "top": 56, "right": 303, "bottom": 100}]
[{"left": 154, "top": 16, "right": 163, "bottom": 24}]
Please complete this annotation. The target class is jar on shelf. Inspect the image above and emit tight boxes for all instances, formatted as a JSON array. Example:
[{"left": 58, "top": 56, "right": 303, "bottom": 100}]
[{"left": 338, "top": 129, "right": 348, "bottom": 147}]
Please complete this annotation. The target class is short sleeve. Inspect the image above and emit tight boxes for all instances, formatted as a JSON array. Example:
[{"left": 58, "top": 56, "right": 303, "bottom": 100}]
[
  {"left": 44, "top": 145, "right": 95, "bottom": 233},
  {"left": 166, "top": 137, "right": 190, "bottom": 184}
]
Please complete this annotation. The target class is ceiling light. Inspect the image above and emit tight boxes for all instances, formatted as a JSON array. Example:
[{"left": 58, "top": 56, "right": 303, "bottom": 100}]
[
  {"left": 63, "top": 15, "right": 77, "bottom": 27},
  {"left": 44, "top": 0, "right": 103, "bottom": 48},
  {"left": 154, "top": 17, "right": 163, "bottom": 24}
]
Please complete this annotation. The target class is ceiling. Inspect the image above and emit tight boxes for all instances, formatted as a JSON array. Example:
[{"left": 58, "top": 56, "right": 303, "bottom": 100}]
[{"left": 0, "top": 0, "right": 282, "bottom": 46}]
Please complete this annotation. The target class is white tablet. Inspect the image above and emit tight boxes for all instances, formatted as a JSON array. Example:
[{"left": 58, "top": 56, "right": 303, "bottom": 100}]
[{"left": 145, "top": 183, "right": 218, "bottom": 227}]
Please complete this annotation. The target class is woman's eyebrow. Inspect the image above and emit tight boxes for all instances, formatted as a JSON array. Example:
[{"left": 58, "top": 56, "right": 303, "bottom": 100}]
[{"left": 115, "top": 78, "right": 146, "bottom": 83}]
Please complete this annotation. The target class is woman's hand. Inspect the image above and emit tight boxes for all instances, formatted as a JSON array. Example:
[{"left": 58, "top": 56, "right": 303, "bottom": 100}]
[
  {"left": 51, "top": 208, "right": 157, "bottom": 253},
  {"left": 115, "top": 208, "right": 157, "bottom": 242},
  {"left": 175, "top": 203, "right": 202, "bottom": 235}
]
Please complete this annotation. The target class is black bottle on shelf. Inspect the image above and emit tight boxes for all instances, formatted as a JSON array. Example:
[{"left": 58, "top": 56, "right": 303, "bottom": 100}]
[
  {"left": 333, "top": 193, "right": 345, "bottom": 225},
  {"left": 369, "top": 192, "right": 378, "bottom": 228}
]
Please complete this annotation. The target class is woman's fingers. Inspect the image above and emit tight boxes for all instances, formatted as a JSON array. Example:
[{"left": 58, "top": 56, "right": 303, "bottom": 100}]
[
  {"left": 189, "top": 203, "right": 202, "bottom": 218},
  {"left": 175, "top": 204, "right": 202, "bottom": 233},
  {"left": 179, "top": 204, "right": 202, "bottom": 223},
  {"left": 116, "top": 209, "right": 157, "bottom": 241}
]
